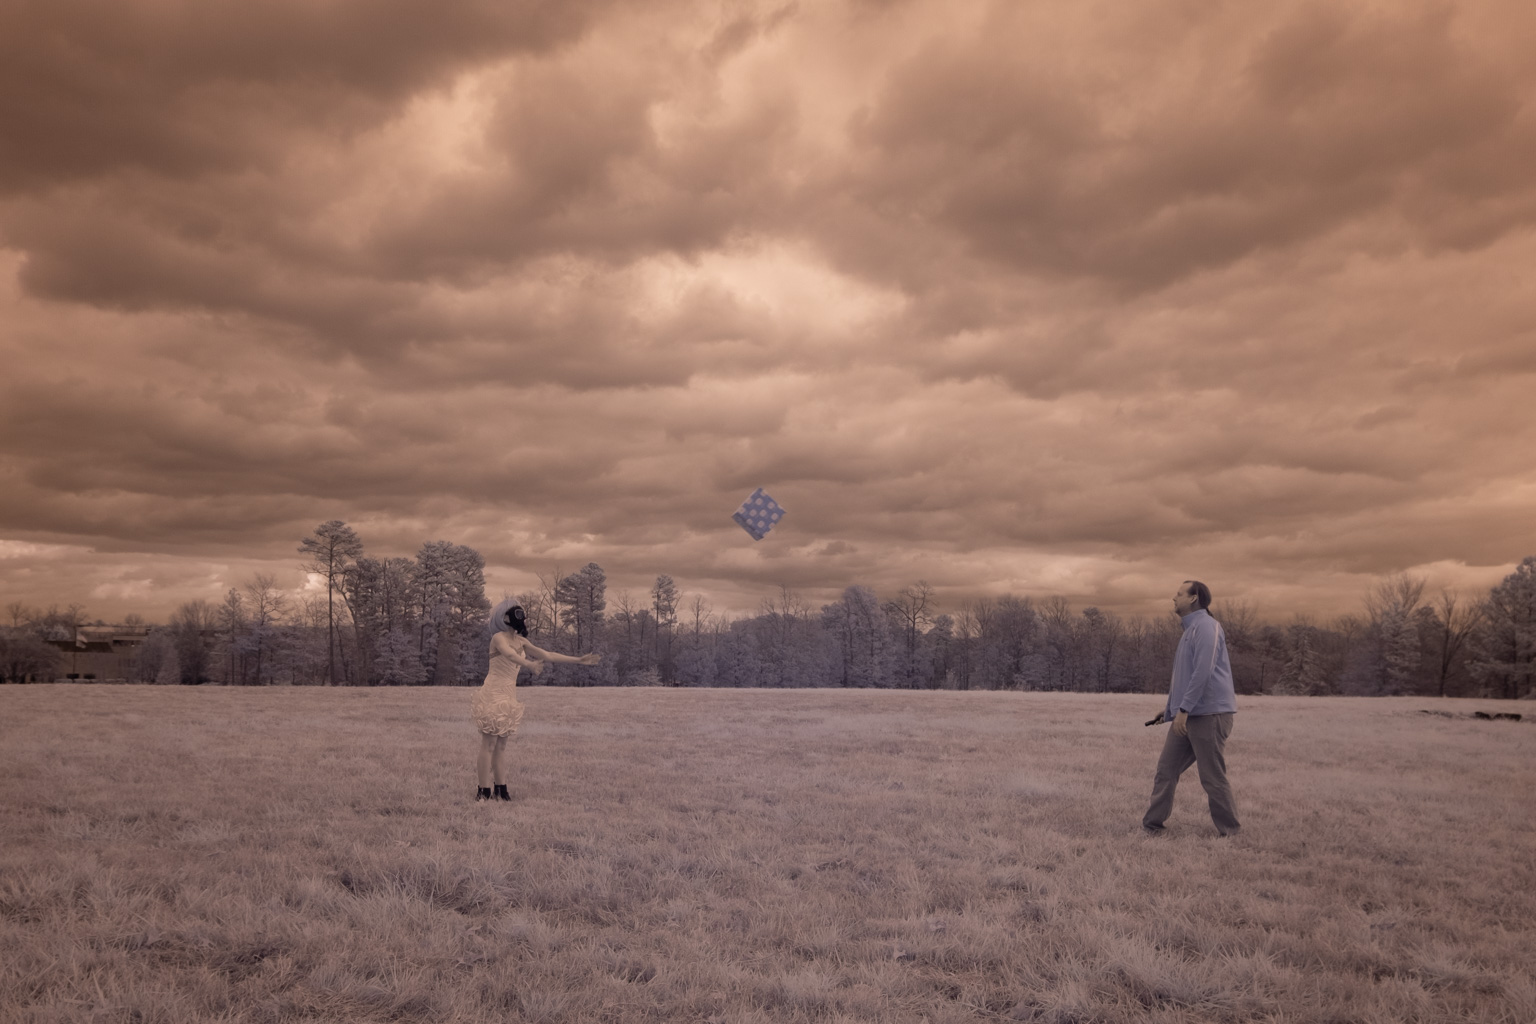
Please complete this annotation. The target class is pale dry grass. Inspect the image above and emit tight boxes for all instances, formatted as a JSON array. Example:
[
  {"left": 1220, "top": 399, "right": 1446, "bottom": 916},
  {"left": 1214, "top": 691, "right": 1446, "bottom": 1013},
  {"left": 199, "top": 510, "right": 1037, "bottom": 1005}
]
[{"left": 1, "top": 686, "right": 1533, "bottom": 1024}]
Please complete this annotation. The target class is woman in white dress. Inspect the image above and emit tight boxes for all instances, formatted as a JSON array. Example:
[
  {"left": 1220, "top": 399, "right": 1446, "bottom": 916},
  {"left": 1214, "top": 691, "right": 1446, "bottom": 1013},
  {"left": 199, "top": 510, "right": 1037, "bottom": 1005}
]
[{"left": 472, "top": 600, "right": 601, "bottom": 801}]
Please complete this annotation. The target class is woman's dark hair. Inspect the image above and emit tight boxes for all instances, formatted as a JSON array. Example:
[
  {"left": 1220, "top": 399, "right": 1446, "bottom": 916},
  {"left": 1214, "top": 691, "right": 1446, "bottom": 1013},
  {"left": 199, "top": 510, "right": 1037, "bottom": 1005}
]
[
  {"left": 1185, "top": 580, "right": 1212, "bottom": 611},
  {"left": 504, "top": 605, "right": 528, "bottom": 637}
]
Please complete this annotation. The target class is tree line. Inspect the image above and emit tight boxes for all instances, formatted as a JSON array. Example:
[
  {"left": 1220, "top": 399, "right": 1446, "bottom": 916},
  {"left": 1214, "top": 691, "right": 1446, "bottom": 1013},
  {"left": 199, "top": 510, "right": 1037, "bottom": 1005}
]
[
  {"left": 512, "top": 563, "right": 1532, "bottom": 699},
  {"left": 3, "top": 522, "right": 1533, "bottom": 698},
  {"left": 151, "top": 522, "right": 495, "bottom": 686}
]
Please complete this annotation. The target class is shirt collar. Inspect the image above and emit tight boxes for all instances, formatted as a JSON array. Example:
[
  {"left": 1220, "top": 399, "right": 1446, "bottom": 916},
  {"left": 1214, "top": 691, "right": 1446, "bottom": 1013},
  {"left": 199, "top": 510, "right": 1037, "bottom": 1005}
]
[{"left": 1180, "top": 608, "right": 1208, "bottom": 630}]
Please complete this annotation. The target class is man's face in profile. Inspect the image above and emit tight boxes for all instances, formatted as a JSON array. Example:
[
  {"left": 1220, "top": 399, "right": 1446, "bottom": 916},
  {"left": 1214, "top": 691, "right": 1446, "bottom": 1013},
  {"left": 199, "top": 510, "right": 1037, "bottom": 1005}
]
[{"left": 1173, "top": 583, "right": 1201, "bottom": 617}]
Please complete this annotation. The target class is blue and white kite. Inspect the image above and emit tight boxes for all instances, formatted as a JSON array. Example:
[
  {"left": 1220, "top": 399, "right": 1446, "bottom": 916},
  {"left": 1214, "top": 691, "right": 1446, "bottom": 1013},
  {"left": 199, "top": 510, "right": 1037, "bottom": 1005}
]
[{"left": 732, "top": 487, "right": 786, "bottom": 541}]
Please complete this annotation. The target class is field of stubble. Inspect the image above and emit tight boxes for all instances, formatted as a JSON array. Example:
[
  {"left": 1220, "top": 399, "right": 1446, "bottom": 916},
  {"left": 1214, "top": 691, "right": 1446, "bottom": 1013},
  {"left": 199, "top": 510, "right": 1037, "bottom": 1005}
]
[{"left": 1, "top": 685, "right": 1533, "bottom": 1024}]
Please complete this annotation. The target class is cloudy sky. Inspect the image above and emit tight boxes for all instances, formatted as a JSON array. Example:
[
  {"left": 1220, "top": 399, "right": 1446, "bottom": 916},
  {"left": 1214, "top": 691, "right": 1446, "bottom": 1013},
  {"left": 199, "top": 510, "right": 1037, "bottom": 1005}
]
[{"left": 3, "top": 0, "right": 1535, "bottom": 626}]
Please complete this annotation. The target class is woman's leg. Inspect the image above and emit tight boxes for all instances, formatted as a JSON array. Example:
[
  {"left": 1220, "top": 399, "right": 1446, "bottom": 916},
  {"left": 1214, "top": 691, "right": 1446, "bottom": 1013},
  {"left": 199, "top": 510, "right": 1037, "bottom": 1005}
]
[
  {"left": 491, "top": 735, "right": 509, "bottom": 785},
  {"left": 477, "top": 732, "right": 498, "bottom": 788}
]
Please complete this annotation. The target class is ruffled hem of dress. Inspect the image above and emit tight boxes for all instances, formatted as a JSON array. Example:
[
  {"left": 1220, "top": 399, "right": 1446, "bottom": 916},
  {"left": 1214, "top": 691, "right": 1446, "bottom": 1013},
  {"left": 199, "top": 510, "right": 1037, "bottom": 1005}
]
[{"left": 471, "top": 692, "right": 525, "bottom": 736}]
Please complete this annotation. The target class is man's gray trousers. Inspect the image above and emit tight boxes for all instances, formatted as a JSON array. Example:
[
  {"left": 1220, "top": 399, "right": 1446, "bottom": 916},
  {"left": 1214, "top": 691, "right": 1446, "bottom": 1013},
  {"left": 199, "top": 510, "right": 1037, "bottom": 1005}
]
[{"left": 1143, "top": 712, "right": 1240, "bottom": 836}]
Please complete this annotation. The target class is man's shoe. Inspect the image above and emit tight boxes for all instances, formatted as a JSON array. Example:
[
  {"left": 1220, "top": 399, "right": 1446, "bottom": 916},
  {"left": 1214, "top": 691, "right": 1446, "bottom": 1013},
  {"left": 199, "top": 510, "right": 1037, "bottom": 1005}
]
[{"left": 1142, "top": 825, "right": 1168, "bottom": 837}]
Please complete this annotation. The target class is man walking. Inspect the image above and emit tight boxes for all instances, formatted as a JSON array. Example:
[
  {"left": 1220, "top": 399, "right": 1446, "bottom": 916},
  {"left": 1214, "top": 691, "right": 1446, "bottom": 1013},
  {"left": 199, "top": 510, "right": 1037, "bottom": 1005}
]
[{"left": 1143, "top": 580, "right": 1241, "bottom": 837}]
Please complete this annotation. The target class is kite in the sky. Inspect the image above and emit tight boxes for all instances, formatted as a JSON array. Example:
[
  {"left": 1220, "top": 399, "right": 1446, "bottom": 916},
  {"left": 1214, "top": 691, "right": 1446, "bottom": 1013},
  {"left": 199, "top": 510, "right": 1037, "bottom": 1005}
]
[{"left": 732, "top": 488, "right": 786, "bottom": 541}]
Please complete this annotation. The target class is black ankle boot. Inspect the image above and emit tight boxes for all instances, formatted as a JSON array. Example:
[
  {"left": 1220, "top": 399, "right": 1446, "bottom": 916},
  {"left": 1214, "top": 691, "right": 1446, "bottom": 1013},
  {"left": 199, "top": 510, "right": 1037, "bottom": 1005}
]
[
  {"left": 493, "top": 784, "right": 511, "bottom": 801},
  {"left": 476, "top": 787, "right": 493, "bottom": 801}
]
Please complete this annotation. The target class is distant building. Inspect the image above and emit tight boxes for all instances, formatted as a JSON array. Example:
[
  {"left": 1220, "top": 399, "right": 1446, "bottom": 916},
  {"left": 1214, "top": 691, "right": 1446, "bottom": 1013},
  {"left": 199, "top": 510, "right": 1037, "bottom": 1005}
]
[{"left": 43, "top": 624, "right": 155, "bottom": 683}]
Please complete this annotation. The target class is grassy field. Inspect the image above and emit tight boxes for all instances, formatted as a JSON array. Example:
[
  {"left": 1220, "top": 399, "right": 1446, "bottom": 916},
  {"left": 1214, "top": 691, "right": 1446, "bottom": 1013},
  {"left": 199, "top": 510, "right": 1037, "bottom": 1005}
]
[{"left": 2, "top": 685, "right": 1533, "bottom": 1024}]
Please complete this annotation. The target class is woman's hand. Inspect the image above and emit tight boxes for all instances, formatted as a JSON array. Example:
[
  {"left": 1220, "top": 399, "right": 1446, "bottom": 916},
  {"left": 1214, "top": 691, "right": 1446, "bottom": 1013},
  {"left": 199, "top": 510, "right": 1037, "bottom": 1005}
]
[
  {"left": 577, "top": 653, "right": 602, "bottom": 666},
  {"left": 529, "top": 660, "right": 547, "bottom": 678}
]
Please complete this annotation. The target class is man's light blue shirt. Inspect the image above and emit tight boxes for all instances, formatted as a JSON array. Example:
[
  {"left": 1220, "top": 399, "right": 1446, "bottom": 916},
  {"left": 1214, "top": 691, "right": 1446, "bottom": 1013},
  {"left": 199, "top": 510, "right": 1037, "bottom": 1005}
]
[{"left": 1166, "top": 609, "right": 1238, "bottom": 719}]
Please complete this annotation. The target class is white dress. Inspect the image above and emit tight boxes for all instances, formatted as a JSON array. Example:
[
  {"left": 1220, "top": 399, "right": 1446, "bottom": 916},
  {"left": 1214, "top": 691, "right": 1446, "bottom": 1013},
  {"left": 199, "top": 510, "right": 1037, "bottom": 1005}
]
[{"left": 470, "top": 645, "right": 526, "bottom": 736}]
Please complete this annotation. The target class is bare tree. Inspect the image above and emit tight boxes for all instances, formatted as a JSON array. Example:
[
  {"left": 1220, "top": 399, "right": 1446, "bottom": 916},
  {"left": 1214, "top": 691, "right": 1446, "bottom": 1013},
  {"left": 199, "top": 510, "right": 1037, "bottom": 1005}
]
[
  {"left": 884, "top": 581, "right": 935, "bottom": 687},
  {"left": 536, "top": 567, "right": 566, "bottom": 646},
  {"left": 671, "top": 593, "right": 718, "bottom": 686},
  {"left": 1216, "top": 599, "right": 1257, "bottom": 650},
  {"left": 687, "top": 593, "right": 712, "bottom": 640},
  {"left": 611, "top": 590, "right": 638, "bottom": 640},
  {"left": 170, "top": 599, "right": 218, "bottom": 685},
  {"left": 652, "top": 575, "right": 679, "bottom": 683},
  {"left": 1081, "top": 607, "right": 1124, "bottom": 693},
  {"left": 30, "top": 604, "right": 89, "bottom": 642},
  {"left": 135, "top": 628, "right": 175, "bottom": 684},
  {"left": 952, "top": 604, "right": 980, "bottom": 690},
  {"left": 1276, "top": 617, "right": 1326, "bottom": 695},
  {"left": 516, "top": 587, "right": 555, "bottom": 647},
  {"left": 1117, "top": 617, "right": 1161, "bottom": 694},
  {"left": 290, "top": 594, "right": 331, "bottom": 685},
  {"left": 968, "top": 595, "right": 1041, "bottom": 690},
  {"left": 606, "top": 589, "right": 649, "bottom": 683},
  {"left": 821, "top": 586, "right": 894, "bottom": 687},
  {"left": 755, "top": 584, "right": 816, "bottom": 687},
  {"left": 219, "top": 588, "right": 247, "bottom": 684},
  {"left": 1365, "top": 574, "right": 1427, "bottom": 695},
  {"left": 299, "top": 521, "right": 363, "bottom": 685},
  {"left": 554, "top": 563, "right": 607, "bottom": 658},
  {"left": 1426, "top": 590, "right": 1480, "bottom": 698},
  {"left": 0, "top": 627, "right": 59, "bottom": 682},
  {"left": 1039, "top": 596, "right": 1081, "bottom": 691},
  {"left": 244, "top": 573, "right": 289, "bottom": 686}
]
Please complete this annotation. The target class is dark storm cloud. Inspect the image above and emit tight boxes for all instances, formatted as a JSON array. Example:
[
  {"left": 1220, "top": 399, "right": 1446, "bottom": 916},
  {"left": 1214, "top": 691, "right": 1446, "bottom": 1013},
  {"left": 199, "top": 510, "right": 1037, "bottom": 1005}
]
[
  {"left": 832, "top": 2, "right": 1536, "bottom": 291},
  {"left": 364, "top": 59, "right": 799, "bottom": 277},
  {"left": 2, "top": 0, "right": 1535, "bottom": 623},
  {"left": 0, "top": 0, "right": 612, "bottom": 190}
]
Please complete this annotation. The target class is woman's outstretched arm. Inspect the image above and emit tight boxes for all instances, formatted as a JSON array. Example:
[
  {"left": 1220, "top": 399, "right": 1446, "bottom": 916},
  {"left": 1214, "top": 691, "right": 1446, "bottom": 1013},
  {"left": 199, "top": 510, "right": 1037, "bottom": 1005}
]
[{"left": 521, "top": 642, "right": 601, "bottom": 666}]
